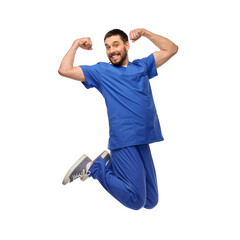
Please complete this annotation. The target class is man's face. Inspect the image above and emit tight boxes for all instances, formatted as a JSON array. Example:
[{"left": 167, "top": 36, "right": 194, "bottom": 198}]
[{"left": 105, "top": 35, "right": 130, "bottom": 66}]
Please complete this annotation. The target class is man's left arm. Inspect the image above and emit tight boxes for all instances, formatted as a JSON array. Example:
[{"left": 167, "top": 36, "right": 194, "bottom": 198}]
[{"left": 129, "top": 28, "right": 178, "bottom": 68}]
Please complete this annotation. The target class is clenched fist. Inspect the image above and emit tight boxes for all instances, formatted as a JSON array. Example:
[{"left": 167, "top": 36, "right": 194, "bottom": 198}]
[
  {"left": 74, "top": 37, "right": 93, "bottom": 50},
  {"left": 129, "top": 29, "right": 146, "bottom": 43}
]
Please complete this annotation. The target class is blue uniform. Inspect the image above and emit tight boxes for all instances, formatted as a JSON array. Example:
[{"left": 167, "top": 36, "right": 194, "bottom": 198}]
[
  {"left": 89, "top": 144, "right": 158, "bottom": 210},
  {"left": 81, "top": 53, "right": 164, "bottom": 150},
  {"left": 80, "top": 54, "right": 162, "bottom": 210}
]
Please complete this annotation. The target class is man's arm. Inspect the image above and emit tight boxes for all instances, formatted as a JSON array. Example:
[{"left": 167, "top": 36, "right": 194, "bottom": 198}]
[
  {"left": 58, "top": 37, "right": 93, "bottom": 81},
  {"left": 129, "top": 29, "right": 178, "bottom": 68}
]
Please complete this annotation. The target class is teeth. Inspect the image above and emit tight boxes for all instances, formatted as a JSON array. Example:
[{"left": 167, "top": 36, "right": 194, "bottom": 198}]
[{"left": 112, "top": 55, "right": 119, "bottom": 59}]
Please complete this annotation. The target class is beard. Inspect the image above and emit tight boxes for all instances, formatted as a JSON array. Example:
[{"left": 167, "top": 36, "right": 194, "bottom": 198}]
[{"left": 109, "top": 49, "right": 128, "bottom": 66}]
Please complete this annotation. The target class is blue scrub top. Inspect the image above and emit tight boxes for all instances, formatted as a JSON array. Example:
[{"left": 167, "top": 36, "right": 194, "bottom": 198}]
[{"left": 81, "top": 53, "right": 164, "bottom": 150}]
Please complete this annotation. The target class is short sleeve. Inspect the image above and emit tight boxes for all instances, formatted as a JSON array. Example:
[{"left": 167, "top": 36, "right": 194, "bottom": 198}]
[
  {"left": 140, "top": 53, "right": 158, "bottom": 79},
  {"left": 80, "top": 64, "right": 101, "bottom": 89}
]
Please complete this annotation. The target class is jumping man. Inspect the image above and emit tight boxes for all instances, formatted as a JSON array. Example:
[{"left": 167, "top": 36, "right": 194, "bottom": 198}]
[{"left": 58, "top": 28, "right": 178, "bottom": 210}]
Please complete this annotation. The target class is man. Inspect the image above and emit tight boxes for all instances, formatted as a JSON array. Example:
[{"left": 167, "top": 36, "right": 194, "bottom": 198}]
[{"left": 58, "top": 28, "right": 178, "bottom": 210}]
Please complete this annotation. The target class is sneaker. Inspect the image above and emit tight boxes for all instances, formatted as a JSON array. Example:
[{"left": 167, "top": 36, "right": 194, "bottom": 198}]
[
  {"left": 62, "top": 154, "right": 92, "bottom": 185},
  {"left": 94, "top": 150, "right": 110, "bottom": 165}
]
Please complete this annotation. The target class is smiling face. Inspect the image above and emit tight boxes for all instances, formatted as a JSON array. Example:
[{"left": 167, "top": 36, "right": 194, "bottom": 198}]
[{"left": 105, "top": 35, "right": 130, "bottom": 67}]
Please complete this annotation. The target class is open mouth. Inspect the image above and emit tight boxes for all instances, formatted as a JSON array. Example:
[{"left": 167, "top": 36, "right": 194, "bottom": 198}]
[{"left": 111, "top": 54, "right": 120, "bottom": 61}]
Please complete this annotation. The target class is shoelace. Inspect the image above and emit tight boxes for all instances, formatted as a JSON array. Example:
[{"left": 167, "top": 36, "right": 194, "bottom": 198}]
[{"left": 72, "top": 169, "right": 91, "bottom": 180}]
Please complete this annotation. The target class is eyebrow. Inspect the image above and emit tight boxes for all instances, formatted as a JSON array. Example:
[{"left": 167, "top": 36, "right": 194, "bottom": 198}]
[{"left": 105, "top": 41, "right": 120, "bottom": 46}]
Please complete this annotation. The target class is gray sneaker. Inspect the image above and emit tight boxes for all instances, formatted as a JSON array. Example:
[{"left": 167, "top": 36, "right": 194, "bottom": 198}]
[
  {"left": 94, "top": 150, "right": 110, "bottom": 165},
  {"left": 62, "top": 154, "right": 92, "bottom": 185}
]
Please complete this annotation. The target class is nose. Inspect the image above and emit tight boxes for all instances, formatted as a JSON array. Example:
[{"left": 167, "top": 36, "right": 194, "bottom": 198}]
[{"left": 110, "top": 47, "right": 115, "bottom": 53}]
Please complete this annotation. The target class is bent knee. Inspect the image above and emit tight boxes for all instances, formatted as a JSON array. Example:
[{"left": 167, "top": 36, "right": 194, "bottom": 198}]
[
  {"left": 127, "top": 195, "right": 146, "bottom": 210},
  {"left": 144, "top": 197, "right": 159, "bottom": 209}
]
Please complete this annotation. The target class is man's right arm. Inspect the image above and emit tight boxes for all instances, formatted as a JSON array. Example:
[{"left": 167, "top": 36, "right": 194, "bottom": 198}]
[{"left": 58, "top": 38, "right": 93, "bottom": 81}]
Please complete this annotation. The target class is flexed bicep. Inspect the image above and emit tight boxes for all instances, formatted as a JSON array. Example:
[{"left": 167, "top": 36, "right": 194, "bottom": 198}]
[
  {"left": 153, "top": 49, "right": 177, "bottom": 68},
  {"left": 58, "top": 38, "right": 92, "bottom": 81},
  {"left": 58, "top": 66, "right": 86, "bottom": 82}
]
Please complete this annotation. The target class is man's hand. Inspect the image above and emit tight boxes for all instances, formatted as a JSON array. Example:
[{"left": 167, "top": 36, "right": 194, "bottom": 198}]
[
  {"left": 74, "top": 37, "right": 93, "bottom": 50},
  {"left": 129, "top": 29, "right": 146, "bottom": 43}
]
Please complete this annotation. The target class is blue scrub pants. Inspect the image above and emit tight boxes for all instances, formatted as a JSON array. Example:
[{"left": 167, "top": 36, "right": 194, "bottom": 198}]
[{"left": 89, "top": 144, "right": 158, "bottom": 210}]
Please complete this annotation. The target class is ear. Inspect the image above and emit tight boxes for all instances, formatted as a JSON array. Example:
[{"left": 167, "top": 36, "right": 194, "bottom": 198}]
[{"left": 125, "top": 41, "right": 130, "bottom": 51}]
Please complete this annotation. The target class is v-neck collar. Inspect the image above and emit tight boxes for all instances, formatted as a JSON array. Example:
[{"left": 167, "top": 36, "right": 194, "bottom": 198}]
[{"left": 114, "top": 61, "right": 131, "bottom": 69}]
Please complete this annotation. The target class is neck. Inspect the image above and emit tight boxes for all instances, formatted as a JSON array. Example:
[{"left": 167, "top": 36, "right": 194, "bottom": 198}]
[{"left": 121, "top": 56, "right": 129, "bottom": 67}]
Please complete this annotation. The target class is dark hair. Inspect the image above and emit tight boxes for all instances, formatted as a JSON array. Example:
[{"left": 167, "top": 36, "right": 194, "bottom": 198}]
[{"left": 104, "top": 29, "right": 129, "bottom": 43}]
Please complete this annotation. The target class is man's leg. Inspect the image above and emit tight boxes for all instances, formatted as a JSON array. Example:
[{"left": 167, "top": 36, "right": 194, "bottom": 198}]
[
  {"left": 137, "top": 144, "right": 159, "bottom": 209},
  {"left": 89, "top": 146, "right": 147, "bottom": 210}
]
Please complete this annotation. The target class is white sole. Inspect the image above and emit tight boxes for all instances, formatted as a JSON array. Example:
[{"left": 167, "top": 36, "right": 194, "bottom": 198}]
[{"left": 101, "top": 150, "right": 109, "bottom": 159}]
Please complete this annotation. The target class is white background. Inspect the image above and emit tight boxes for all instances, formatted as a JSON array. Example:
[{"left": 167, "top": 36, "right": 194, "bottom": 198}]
[{"left": 0, "top": 0, "right": 239, "bottom": 239}]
